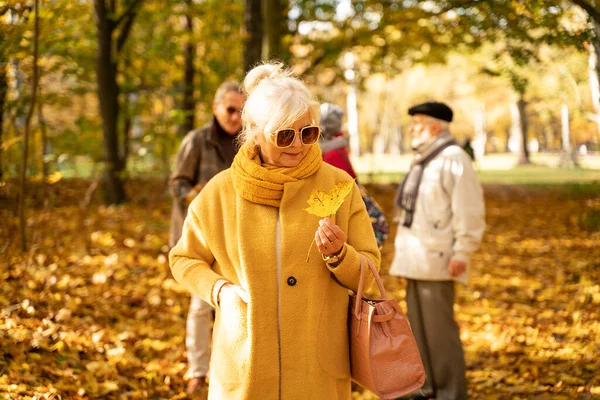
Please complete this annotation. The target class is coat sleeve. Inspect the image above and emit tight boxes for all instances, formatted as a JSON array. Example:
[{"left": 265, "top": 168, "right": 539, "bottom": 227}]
[
  {"left": 327, "top": 183, "right": 382, "bottom": 298},
  {"left": 169, "top": 132, "right": 201, "bottom": 208},
  {"left": 441, "top": 151, "right": 486, "bottom": 263},
  {"left": 169, "top": 200, "right": 227, "bottom": 307}
]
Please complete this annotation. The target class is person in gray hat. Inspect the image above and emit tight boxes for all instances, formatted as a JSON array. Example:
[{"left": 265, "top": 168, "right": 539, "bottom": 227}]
[
  {"left": 318, "top": 103, "right": 389, "bottom": 248},
  {"left": 390, "top": 101, "right": 486, "bottom": 400}
]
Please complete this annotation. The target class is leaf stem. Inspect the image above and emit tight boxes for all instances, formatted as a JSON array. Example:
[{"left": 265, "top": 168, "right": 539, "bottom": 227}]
[{"left": 305, "top": 239, "right": 314, "bottom": 263}]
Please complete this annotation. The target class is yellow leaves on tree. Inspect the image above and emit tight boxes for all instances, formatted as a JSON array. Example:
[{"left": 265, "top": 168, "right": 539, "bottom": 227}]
[{"left": 304, "top": 180, "right": 354, "bottom": 218}]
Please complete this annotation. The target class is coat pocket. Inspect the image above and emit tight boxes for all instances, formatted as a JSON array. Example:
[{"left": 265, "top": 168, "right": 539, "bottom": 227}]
[
  {"left": 316, "top": 284, "right": 351, "bottom": 379},
  {"left": 211, "top": 293, "right": 250, "bottom": 383},
  {"left": 425, "top": 249, "right": 452, "bottom": 276}
]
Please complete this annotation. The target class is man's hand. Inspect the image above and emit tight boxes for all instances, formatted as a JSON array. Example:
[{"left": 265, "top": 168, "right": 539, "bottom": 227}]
[
  {"left": 184, "top": 183, "right": 204, "bottom": 205},
  {"left": 448, "top": 259, "right": 467, "bottom": 277}
]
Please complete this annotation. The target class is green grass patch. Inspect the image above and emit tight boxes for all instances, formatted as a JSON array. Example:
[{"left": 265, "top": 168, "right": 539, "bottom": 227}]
[
  {"left": 477, "top": 165, "right": 600, "bottom": 184},
  {"left": 358, "top": 164, "right": 600, "bottom": 185}
]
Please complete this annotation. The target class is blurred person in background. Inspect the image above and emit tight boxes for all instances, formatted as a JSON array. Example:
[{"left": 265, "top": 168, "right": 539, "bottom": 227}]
[
  {"left": 169, "top": 81, "right": 245, "bottom": 398},
  {"left": 390, "top": 101, "right": 485, "bottom": 400},
  {"left": 463, "top": 137, "right": 475, "bottom": 161},
  {"left": 318, "top": 103, "right": 356, "bottom": 178},
  {"left": 319, "top": 103, "right": 389, "bottom": 249}
]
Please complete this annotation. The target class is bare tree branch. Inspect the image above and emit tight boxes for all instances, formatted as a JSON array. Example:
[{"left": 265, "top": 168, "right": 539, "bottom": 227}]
[
  {"left": 116, "top": 13, "right": 136, "bottom": 53},
  {"left": 0, "top": 4, "right": 33, "bottom": 17},
  {"left": 115, "top": 0, "right": 143, "bottom": 27}
]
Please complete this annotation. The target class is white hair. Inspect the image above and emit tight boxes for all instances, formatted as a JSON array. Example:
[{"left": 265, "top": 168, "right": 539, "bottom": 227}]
[{"left": 239, "top": 62, "right": 320, "bottom": 146}]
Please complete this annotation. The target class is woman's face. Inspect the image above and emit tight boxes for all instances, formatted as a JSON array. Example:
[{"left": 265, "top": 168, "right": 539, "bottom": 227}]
[{"left": 259, "top": 113, "right": 315, "bottom": 167}]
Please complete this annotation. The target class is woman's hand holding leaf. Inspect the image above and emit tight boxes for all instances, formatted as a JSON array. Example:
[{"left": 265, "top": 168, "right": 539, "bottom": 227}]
[{"left": 315, "top": 217, "right": 346, "bottom": 256}]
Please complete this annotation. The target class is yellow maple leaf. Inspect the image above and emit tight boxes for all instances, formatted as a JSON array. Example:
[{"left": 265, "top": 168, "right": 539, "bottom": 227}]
[{"left": 304, "top": 180, "right": 354, "bottom": 218}]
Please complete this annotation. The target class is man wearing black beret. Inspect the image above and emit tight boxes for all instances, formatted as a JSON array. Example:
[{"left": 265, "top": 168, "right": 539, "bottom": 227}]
[
  {"left": 408, "top": 101, "right": 454, "bottom": 123},
  {"left": 390, "top": 101, "right": 486, "bottom": 399}
]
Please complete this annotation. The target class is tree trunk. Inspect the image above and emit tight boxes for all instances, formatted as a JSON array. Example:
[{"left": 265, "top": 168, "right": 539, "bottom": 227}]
[
  {"left": 517, "top": 96, "right": 530, "bottom": 165},
  {"left": 559, "top": 102, "right": 580, "bottom": 168},
  {"left": 262, "top": 0, "right": 284, "bottom": 60},
  {"left": 94, "top": 0, "right": 126, "bottom": 204},
  {"left": 122, "top": 94, "right": 132, "bottom": 166},
  {"left": 181, "top": 0, "right": 195, "bottom": 136},
  {"left": 19, "top": 0, "right": 40, "bottom": 252},
  {"left": 0, "top": 62, "right": 7, "bottom": 180},
  {"left": 244, "top": 0, "right": 263, "bottom": 72},
  {"left": 571, "top": 1, "right": 600, "bottom": 137},
  {"left": 590, "top": 22, "right": 600, "bottom": 135},
  {"left": 37, "top": 86, "right": 49, "bottom": 180},
  {"left": 474, "top": 104, "right": 487, "bottom": 159}
]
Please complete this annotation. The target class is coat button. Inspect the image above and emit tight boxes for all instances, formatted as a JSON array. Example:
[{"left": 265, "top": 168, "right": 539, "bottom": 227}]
[{"left": 287, "top": 276, "right": 297, "bottom": 286}]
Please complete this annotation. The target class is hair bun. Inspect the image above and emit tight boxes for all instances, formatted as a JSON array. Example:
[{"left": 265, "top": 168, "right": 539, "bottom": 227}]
[{"left": 243, "top": 62, "right": 287, "bottom": 95}]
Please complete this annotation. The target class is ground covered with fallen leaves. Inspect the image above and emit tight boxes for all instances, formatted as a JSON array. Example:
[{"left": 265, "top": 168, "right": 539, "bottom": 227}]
[{"left": 1, "top": 179, "right": 599, "bottom": 399}]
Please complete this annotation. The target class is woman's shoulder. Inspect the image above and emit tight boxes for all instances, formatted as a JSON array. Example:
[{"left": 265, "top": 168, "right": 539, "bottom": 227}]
[
  {"left": 317, "top": 161, "right": 355, "bottom": 182},
  {"left": 189, "top": 169, "right": 234, "bottom": 215},
  {"left": 202, "top": 169, "right": 233, "bottom": 193}
]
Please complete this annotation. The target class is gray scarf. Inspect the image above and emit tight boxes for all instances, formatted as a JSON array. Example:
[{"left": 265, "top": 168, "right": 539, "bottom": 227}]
[{"left": 394, "top": 132, "right": 457, "bottom": 228}]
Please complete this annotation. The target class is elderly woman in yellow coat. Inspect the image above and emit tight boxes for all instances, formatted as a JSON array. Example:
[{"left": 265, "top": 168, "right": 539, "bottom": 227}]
[{"left": 169, "top": 62, "right": 381, "bottom": 400}]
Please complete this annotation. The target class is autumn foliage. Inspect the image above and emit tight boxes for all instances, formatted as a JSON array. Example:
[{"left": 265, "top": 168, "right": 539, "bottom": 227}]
[{"left": 1, "top": 179, "right": 599, "bottom": 399}]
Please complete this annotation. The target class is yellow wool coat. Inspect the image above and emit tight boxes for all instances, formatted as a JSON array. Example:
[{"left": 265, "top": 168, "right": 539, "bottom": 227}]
[{"left": 169, "top": 162, "right": 381, "bottom": 400}]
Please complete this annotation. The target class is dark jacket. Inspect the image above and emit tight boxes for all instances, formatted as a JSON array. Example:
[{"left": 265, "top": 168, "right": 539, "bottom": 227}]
[{"left": 169, "top": 122, "right": 236, "bottom": 247}]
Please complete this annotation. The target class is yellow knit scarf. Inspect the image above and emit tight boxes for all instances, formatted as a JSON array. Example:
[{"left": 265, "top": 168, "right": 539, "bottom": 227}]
[{"left": 231, "top": 143, "right": 322, "bottom": 207}]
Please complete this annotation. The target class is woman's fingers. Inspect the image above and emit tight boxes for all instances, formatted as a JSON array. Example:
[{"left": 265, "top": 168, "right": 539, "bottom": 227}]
[
  {"left": 315, "top": 218, "right": 345, "bottom": 256},
  {"left": 318, "top": 220, "right": 338, "bottom": 243},
  {"left": 321, "top": 217, "right": 345, "bottom": 234},
  {"left": 315, "top": 230, "right": 336, "bottom": 255},
  {"left": 319, "top": 218, "right": 346, "bottom": 243}
]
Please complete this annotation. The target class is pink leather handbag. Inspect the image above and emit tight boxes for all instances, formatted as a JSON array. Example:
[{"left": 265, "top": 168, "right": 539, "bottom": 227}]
[{"left": 349, "top": 256, "right": 426, "bottom": 399}]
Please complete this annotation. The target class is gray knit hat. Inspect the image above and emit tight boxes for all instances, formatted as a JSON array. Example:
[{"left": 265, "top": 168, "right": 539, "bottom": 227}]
[{"left": 320, "top": 103, "right": 344, "bottom": 138}]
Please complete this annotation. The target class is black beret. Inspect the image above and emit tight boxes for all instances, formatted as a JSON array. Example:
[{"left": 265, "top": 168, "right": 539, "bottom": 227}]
[{"left": 408, "top": 101, "right": 453, "bottom": 122}]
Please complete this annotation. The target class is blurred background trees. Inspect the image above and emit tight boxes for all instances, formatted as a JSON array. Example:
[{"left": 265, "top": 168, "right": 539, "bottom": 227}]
[{"left": 0, "top": 0, "right": 599, "bottom": 204}]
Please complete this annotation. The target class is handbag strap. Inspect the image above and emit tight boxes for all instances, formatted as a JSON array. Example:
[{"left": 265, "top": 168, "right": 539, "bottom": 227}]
[{"left": 354, "top": 255, "right": 389, "bottom": 318}]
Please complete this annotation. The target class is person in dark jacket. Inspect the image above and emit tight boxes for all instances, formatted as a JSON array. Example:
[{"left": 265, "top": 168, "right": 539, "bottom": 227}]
[
  {"left": 463, "top": 137, "right": 475, "bottom": 161},
  {"left": 169, "top": 81, "right": 245, "bottom": 397}
]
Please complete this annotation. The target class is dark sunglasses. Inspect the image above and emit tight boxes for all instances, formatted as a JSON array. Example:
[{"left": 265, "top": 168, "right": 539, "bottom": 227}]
[
  {"left": 271, "top": 125, "right": 321, "bottom": 148},
  {"left": 226, "top": 106, "right": 242, "bottom": 115}
]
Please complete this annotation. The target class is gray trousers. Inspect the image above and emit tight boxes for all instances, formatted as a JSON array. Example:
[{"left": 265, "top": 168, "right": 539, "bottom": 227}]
[{"left": 406, "top": 280, "right": 467, "bottom": 400}]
